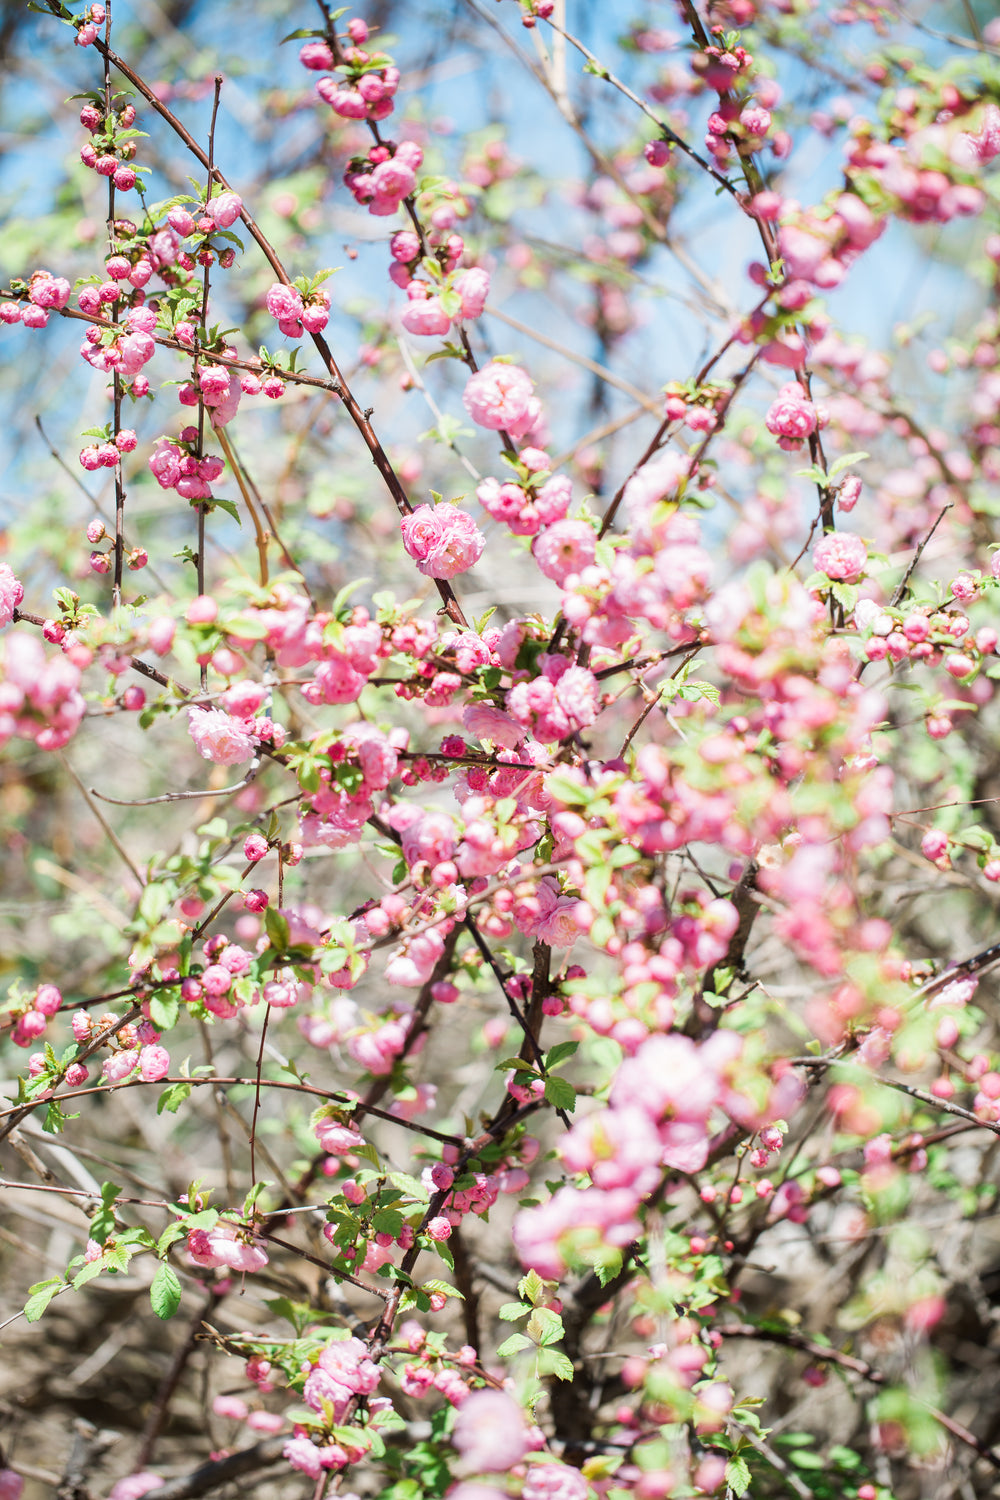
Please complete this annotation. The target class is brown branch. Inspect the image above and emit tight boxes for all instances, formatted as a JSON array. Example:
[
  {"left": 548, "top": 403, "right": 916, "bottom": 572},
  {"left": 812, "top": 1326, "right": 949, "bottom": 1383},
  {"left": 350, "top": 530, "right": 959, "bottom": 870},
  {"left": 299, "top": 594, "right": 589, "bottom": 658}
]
[{"left": 139, "top": 1435, "right": 288, "bottom": 1500}]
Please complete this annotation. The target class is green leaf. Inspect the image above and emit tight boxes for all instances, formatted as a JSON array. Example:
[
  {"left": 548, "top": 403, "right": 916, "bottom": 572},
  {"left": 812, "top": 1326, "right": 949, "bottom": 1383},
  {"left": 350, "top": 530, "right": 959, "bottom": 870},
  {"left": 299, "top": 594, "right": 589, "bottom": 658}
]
[
  {"left": 829, "top": 450, "right": 869, "bottom": 479},
  {"left": 157, "top": 1222, "right": 187, "bottom": 1256},
  {"left": 389, "top": 1171, "right": 430, "bottom": 1203},
  {"left": 787, "top": 1450, "right": 825, "bottom": 1469},
  {"left": 724, "top": 1455, "right": 752, "bottom": 1496},
  {"left": 830, "top": 581, "right": 858, "bottom": 611},
  {"left": 518, "top": 1267, "right": 548, "bottom": 1304},
  {"left": 23, "top": 1277, "right": 64, "bottom": 1322},
  {"left": 148, "top": 989, "right": 180, "bottom": 1031},
  {"left": 498, "top": 1300, "right": 531, "bottom": 1321},
  {"left": 138, "top": 882, "right": 172, "bottom": 927},
  {"left": 72, "top": 1257, "right": 107, "bottom": 1290},
  {"left": 150, "top": 1262, "right": 183, "bottom": 1320},
  {"left": 496, "top": 1332, "right": 534, "bottom": 1357},
  {"left": 544, "top": 1075, "right": 576, "bottom": 1112},
  {"left": 208, "top": 497, "right": 242, "bottom": 526},
  {"left": 157, "top": 1080, "right": 191, "bottom": 1115},
  {"left": 371, "top": 1207, "right": 405, "bottom": 1237},
  {"left": 544, "top": 1040, "right": 579, "bottom": 1069},
  {"left": 264, "top": 906, "right": 290, "bottom": 954},
  {"left": 536, "top": 1347, "right": 574, "bottom": 1380}
]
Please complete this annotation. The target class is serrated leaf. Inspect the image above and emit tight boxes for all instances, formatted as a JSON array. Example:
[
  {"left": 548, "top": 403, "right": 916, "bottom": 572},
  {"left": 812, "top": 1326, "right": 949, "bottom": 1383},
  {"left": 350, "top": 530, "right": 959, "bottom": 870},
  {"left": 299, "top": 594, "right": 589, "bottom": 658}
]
[
  {"left": 23, "top": 1277, "right": 64, "bottom": 1322},
  {"left": 498, "top": 1300, "right": 531, "bottom": 1321},
  {"left": 724, "top": 1455, "right": 752, "bottom": 1496},
  {"left": 157, "top": 1081, "right": 191, "bottom": 1115},
  {"left": 72, "top": 1257, "right": 107, "bottom": 1290},
  {"left": 536, "top": 1347, "right": 575, "bottom": 1380},
  {"left": 544, "top": 1075, "right": 576, "bottom": 1112},
  {"left": 544, "top": 1041, "right": 578, "bottom": 1069},
  {"left": 388, "top": 1171, "right": 430, "bottom": 1203},
  {"left": 150, "top": 1261, "right": 183, "bottom": 1320},
  {"left": 496, "top": 1332, "right": 534, "bottom": 1357},
  {"left": 148, "top": 990, "right": 180, "bottom": 1031}
]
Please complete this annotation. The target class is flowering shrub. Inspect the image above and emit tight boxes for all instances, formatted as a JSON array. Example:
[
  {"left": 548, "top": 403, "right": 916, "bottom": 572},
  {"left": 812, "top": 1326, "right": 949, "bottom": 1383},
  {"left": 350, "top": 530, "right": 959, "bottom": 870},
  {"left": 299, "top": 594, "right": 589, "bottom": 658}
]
[{"left": 5, "top": 4, "right": 1000, "bottom": 1500}]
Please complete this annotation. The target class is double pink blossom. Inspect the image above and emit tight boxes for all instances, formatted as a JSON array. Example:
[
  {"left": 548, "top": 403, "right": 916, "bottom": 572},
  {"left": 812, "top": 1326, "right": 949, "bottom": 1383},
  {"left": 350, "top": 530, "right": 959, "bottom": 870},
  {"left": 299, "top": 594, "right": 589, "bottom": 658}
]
[
  {"left": 400, "top": 503, "right": 484, "bottom": 578},
  {"left": 462, "top": 362, "right": 534, "bottom": 431},
  {"left": 812, "top": 531, "right": 868, "bottom": 582},
  {"left": 187, "top": 707, "right": 258, "bottom": 765}
]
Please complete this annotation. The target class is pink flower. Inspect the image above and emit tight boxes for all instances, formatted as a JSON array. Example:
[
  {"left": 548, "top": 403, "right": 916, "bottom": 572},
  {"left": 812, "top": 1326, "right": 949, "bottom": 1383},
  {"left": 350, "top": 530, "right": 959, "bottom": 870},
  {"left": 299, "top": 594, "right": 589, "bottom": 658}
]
[
  {"left": 265, "top": 283, "right": 304, "bottom": 322},
  {"left": 139, "top": 1045, "right": 170, "bottom": 1081},
  {"left": 188, "top": 708, "right": 258, "bottom": 765},
  {"left": 187, "top": 1222, "right": 268, "bottom": 1273},
  {"left": 463, "top": 703, "right": 524, "bottom": 748},
  {"left": 812, "top": 531, "right": 868, "bottom": 582},
  {"left": 454, "top": 267, "right": 490, "bottom": 320},
  {"left": 314, "top": 1113, "right": 365, "bottom": 1153},
  {"left": 107, "top": 1475, "right": 162, "bottom": 1500},
  {"left": 401, "top": 296, "right": 452, "bottom": 336},
  {"left": 765, "top": 381, "right": 818, "bottom": 450},
  {"left": 462, "top": 362, "right": 534, "bottom": 431},
  {"left": 207, "top": 192, "right": 242, "bottom": 228},
  {"left": 522, "top": 1465, "right": 589, "bottom": 1500},
  {"left": 452, "top": 1389, "right": 528, "bottom": 1470},
  {"left": 29, "top": 273, "right": 71, "bottom": 310},
  {"left": 532, "top": 520, "right": 597, "bottom": 585},
  {"left": 283, "top": 1438, "right": 323, "bottom": 1480},
  {"left": 0, "top": 563, "right": 24, "bottom": 627},
  {"left": 400, "top": 503, "right": 485, "bottom": 579}
]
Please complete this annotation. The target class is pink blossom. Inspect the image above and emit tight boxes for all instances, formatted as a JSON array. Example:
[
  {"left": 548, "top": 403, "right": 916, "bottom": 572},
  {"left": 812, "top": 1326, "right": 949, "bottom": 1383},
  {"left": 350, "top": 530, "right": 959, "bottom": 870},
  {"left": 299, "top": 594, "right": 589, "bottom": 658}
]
[
  {"left": 29, "top": 273, "right": 71, "bottom": 310},
  {"left": 107, "top": 1475, "right": 162, "bottom": 1500},
  {"left": 187, "top": 1222, "right": 268, "bottom": 1273},
  {"left": 454, "top": 267, "right": 490, "bottom": 320},
  {"left": 401, "top": 296, "right": 452, "bottom": 336},
  {"left": 207, "top": 192, "right": 242, "bottom": 228},
  {"left": 188, "top": 708, "right": 258, "bottom": 765},
  {"left": 522, "top": 1464, "right": 589, "bottom": 1500},
  {"left": 283, "top": 1438, "right": 323, "bottom": 1479},
  {"left": 400, "top": 504, "right": 485, "bottom": 578},
  {"left": 265, "top": 283, "right": 304, "bottom": 322},
  {"left": 463, "top": 703, "right": 524, "bottom": 748},
  {"left": 139, "top": 1045, "right": 170, "bottom": 1081},
  {"left": 452, "top": 1389, "right": 528, "bottom": 1470},
  {"left": 765, "top": 381, "right": 818, "bottom": 450},
  {"left": 462, "top": 362, "right": 534, "bottom": 431},
  {"left": 812, "top": 532, "right": 868, "bottom": 582},
  {"left": 532, "top": 520, "right": 597, "bottom": 585},
  {"left": 0, "top": 564, "right": 24, "bottom": 627},
  {"left": 314, "top": 1112, "right": 365, "bottom": 1154}
]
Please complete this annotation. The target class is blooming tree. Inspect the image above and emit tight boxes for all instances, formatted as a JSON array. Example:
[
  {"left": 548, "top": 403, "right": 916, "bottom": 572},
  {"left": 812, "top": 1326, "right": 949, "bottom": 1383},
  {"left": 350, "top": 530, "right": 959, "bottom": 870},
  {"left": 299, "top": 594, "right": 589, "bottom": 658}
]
[{"left": 3, "top": 1, "right": 1000, "bottom": 1498}]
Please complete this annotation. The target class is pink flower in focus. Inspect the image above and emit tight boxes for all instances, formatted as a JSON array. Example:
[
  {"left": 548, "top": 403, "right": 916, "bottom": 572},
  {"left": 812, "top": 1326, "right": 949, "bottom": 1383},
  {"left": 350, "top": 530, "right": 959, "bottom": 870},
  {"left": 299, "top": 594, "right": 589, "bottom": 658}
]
[
  {"left": 188, "top": 708, "right": 258, "bottom": 765},
  {"left": 532, "top": 520, "right": 597, "bottom": 585},
  {"left": 207, "top": 192, "right": 242, "bottom": 228},
  {"left": 462, "top": 362, "right": 534, "bottom": 431},
  {"left": 400, "top": 504, "right": 484, "bottom": 579},
  {"left": 812, "top": 532, "right": 868, "bottom": 582},
  {"left": 454, "top": 267, "right": 490, "bottom": 320},
  {"left": 463, "top": 703, "right": 524, "bottom": 748}
]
